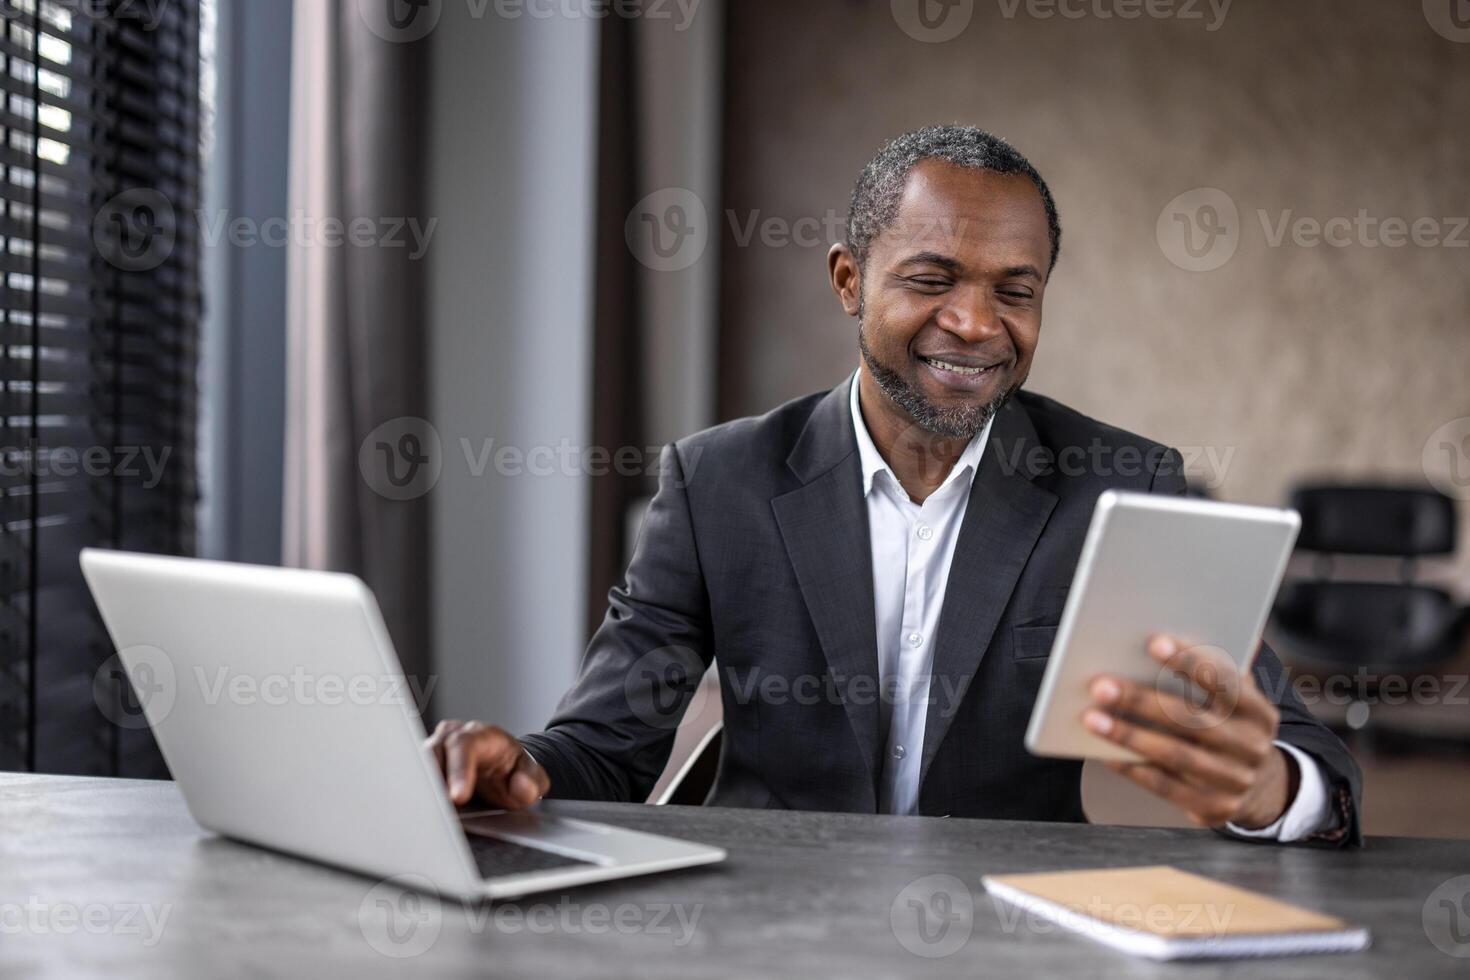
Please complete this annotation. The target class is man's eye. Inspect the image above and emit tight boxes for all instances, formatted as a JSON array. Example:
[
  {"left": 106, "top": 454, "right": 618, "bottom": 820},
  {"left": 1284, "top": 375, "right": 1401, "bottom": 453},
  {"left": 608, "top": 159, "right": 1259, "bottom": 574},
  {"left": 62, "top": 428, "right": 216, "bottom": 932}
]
[
  {"left": 999, "top": 290, "right": 1033, "bottom": 301},
  {"left": 906, "top": 277, "right": 950, "bottom": 289}
]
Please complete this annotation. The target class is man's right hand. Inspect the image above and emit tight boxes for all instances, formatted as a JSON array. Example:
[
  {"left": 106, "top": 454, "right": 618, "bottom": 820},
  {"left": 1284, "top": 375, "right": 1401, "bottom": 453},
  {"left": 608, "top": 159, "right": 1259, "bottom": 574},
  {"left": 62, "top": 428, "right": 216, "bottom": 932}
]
[{"left": 424, "top": 720, "right": 551, "bottom": 809}]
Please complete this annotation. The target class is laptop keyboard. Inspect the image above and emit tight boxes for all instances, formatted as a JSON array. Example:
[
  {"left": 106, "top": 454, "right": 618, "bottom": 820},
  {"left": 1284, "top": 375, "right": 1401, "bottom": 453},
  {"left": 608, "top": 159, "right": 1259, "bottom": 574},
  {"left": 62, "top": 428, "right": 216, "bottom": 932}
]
[{"left": 466, "top": 833, "right": 596, "bottom": 879}]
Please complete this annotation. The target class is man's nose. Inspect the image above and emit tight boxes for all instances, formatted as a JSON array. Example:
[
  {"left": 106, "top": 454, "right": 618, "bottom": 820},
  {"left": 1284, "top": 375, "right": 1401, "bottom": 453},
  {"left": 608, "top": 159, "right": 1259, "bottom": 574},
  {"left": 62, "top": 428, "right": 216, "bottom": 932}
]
[{"left": 933, "top": 290, "right": 1003, "bottom": 342}]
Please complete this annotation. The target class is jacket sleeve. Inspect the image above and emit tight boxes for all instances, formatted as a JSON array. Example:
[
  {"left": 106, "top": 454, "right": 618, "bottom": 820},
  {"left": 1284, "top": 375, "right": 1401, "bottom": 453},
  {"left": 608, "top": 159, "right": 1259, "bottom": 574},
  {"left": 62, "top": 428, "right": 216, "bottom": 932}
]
[
  {"left": 1148, "top": 448, "right": 1364, "bottom": 847},
  {"left": 520, "top": 443, "right": 713, "bottom": 803}
]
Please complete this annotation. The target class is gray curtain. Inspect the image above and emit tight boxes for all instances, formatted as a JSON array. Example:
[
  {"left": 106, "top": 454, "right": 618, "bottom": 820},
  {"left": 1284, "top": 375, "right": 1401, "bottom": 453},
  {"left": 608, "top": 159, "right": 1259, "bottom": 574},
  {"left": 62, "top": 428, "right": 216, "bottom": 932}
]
[{"left": 283, "top": 0, "right": 431, "bottom": 682}]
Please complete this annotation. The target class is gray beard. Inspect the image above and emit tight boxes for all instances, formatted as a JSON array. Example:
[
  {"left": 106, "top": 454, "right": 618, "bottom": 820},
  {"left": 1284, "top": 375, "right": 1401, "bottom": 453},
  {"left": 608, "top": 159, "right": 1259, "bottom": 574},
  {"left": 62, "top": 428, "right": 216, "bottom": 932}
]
[{"left": 858, "top": 320, "right": 1013, "bottom": 439}]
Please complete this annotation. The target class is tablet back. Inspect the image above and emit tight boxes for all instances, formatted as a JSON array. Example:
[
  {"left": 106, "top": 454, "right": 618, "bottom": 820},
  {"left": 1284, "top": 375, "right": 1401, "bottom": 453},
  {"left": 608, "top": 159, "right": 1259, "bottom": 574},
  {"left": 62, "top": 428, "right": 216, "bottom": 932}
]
[{"left": 1024, "top": 491, "right": 1300, "bottom": 761}]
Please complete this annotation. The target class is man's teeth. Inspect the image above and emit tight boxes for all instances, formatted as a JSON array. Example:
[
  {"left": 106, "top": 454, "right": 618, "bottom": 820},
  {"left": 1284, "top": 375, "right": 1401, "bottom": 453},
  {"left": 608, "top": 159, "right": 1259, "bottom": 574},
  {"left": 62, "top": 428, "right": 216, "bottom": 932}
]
[{"left": 923, "top": 357, "right": 989, "bottom": 376}]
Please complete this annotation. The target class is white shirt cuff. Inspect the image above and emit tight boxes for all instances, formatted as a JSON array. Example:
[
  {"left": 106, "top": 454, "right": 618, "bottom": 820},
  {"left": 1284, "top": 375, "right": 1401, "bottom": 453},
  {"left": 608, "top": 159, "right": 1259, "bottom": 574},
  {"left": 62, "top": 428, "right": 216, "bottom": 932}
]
[{"left": 1226, "top": 740, "right": 1334, "bottom": 842}]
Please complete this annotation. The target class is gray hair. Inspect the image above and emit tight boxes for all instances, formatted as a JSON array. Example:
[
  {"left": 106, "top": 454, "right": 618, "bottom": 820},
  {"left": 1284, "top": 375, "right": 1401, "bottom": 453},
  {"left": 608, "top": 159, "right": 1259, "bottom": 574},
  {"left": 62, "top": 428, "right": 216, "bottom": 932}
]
[{"left": 846, "top": 125, "right": 1061, "bottom": 273}]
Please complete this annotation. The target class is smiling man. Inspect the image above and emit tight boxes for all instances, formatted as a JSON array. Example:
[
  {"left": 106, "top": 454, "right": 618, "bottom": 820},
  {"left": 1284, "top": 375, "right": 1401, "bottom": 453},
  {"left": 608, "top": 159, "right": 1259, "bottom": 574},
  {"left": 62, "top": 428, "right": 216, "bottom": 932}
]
[{"left": 429, "top": 125, "right": 1362, "bottom": 846}]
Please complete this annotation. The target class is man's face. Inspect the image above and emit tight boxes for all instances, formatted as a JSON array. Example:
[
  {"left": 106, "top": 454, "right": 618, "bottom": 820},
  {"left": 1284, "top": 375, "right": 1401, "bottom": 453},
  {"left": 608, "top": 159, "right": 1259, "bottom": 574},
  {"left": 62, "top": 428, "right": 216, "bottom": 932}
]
[{"left": 847, "top": 161, "right": 1052, "bottom": 438}]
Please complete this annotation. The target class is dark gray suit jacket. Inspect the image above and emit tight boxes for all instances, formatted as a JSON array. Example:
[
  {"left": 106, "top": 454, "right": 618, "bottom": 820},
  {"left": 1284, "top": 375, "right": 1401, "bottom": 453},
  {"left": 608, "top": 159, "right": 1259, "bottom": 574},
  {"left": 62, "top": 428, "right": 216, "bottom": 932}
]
[{"left": 522, "top": 379, "right": 1362, "bottom": 846}]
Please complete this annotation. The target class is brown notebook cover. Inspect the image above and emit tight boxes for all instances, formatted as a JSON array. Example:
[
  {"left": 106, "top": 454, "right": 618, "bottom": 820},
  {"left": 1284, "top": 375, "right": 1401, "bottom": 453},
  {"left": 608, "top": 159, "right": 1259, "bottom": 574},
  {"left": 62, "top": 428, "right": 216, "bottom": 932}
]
[{"left": 982, "top": 865, "right": 1369, "bottom": 960}]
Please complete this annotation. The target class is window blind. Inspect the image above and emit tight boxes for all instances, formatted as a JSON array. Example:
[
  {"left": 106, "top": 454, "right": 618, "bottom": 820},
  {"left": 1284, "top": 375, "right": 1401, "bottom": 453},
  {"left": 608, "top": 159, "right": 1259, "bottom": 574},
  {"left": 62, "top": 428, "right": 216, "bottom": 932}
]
[{"left": 0, "top": 0, "right": 200, "bottom": 776}]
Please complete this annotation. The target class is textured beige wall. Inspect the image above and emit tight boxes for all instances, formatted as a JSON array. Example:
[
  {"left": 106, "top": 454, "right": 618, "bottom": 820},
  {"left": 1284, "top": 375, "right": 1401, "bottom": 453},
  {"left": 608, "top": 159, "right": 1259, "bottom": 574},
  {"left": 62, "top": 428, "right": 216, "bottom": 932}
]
[{"left": 718, "top": 0, "right": 1470, "bottom": 592}]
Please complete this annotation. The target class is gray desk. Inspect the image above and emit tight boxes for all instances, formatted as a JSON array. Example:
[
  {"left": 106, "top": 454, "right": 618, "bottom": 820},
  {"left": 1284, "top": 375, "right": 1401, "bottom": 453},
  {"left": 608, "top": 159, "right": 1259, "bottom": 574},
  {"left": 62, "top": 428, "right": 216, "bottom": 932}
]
[{"left": 3, "top": 774, "right": 1468, "bottom": 978}]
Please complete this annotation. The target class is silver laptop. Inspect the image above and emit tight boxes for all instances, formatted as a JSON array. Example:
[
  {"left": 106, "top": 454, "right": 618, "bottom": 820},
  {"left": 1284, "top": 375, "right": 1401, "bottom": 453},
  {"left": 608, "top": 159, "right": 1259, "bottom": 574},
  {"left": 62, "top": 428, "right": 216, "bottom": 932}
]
[{"left": 79, "top": 549, "right": 725, "bottom": 902}]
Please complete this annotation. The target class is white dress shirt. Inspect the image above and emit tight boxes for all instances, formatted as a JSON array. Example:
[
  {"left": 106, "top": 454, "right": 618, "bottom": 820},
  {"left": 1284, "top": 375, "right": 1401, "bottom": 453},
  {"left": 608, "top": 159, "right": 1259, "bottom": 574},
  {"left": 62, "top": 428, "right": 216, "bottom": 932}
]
[{"left": 848, "top": 373, "right": 1333, "bottom": 840}]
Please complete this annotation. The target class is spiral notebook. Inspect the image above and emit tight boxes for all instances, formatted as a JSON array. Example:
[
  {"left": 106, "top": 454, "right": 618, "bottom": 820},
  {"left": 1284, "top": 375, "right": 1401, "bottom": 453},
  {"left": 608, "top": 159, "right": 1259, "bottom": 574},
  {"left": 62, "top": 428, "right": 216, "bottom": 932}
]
[{"left": 982, "top": 866, "right": 1370, "bottom": 961}]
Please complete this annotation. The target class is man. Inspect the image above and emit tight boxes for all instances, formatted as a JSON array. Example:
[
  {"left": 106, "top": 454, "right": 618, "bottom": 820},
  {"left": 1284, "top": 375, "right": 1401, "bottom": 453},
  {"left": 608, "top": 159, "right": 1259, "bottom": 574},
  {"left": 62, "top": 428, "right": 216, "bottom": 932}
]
[{"left": 429, "top": 126, "right": 1361, "bottom": 846}]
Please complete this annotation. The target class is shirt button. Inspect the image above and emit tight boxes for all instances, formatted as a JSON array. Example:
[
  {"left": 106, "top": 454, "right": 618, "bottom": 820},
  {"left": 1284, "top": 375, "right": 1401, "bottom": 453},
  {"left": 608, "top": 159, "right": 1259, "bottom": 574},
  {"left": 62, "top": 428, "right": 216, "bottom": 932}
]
[
  {"left": 907, "top": 632, "right": 923, "bottom": 648},
  {"left": 916, "top": 524, "right": 934, "bottom": 541},
  {"left": 893, "top": 744, "right": 906, "bottom": 760}
]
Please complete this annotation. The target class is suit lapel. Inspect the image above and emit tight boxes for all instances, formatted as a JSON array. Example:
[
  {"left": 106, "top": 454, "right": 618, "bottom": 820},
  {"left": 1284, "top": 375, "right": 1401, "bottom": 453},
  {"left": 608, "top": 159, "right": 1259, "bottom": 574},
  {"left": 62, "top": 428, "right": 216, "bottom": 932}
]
[
  {"left": 919, "top": 398, "right": 1058, "bottom": 790},
  {"left": 771, "top": 381, "right": 883, "bottom": 807}
]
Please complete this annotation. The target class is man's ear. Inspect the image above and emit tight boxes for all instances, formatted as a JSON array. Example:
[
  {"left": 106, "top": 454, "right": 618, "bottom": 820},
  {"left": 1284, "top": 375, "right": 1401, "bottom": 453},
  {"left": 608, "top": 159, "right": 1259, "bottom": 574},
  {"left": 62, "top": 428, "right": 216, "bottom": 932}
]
[{"left": 827, "top": 243, "right": 862, "bottom": 318}]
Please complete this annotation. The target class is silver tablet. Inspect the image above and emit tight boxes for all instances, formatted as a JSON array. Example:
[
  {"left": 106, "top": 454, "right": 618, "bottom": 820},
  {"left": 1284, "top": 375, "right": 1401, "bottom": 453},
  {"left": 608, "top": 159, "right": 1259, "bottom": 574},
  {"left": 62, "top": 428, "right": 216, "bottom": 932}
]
[{"left": 1024, "top": 490, "right": 1300, "bottom": 761}]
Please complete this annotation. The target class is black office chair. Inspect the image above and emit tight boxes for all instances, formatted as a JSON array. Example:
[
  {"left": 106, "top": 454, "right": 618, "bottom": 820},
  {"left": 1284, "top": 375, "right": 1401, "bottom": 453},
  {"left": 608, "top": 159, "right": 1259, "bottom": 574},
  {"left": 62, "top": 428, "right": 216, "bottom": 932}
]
[{"left": 1271, "top": 485, "right": 1470, "bottom": 745}]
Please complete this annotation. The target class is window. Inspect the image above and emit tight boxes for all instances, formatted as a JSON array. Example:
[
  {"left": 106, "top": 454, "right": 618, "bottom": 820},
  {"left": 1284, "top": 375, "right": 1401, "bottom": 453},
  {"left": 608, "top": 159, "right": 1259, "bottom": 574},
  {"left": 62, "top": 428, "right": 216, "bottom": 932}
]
[{"left": 0, "top": 0, "right": 201, "bottom": 775}]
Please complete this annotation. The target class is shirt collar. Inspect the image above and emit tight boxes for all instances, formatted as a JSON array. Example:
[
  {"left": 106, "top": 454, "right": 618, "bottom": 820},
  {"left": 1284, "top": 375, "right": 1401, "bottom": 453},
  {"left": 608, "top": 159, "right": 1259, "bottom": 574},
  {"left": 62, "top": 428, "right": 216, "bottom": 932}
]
[{"left": 848, "top": 370, "right": 993, "bottom": 500}]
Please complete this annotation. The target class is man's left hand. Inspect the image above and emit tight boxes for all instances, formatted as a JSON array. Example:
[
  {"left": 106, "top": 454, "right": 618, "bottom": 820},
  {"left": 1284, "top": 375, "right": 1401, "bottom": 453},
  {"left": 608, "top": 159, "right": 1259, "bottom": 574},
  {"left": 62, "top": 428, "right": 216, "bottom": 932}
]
[{"left": 1082, "top": 634, "right": 1299, "bottom": 830}]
